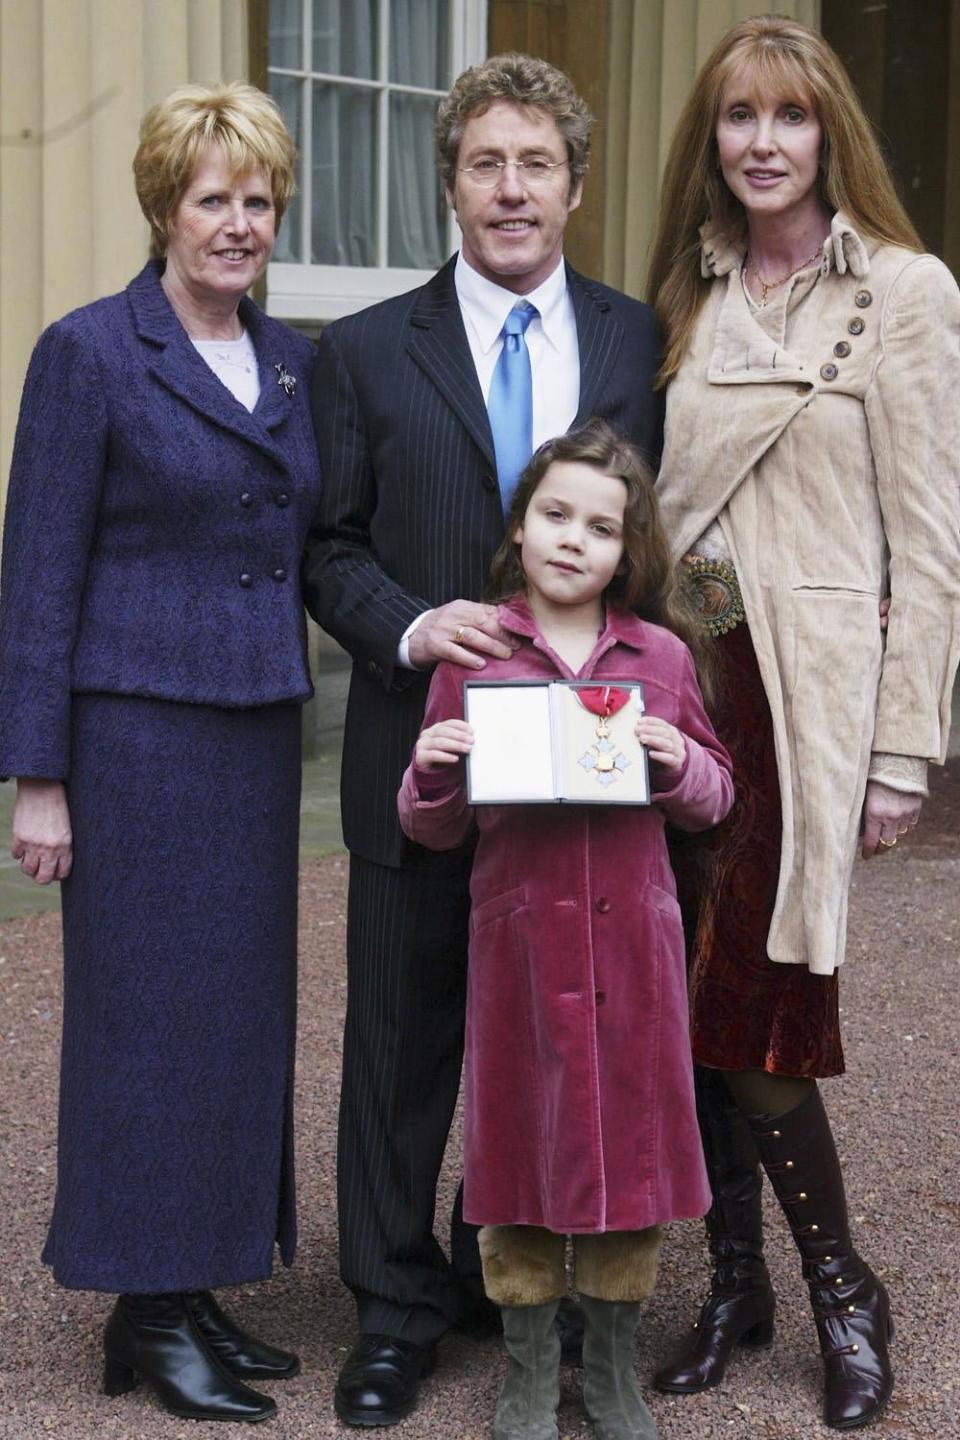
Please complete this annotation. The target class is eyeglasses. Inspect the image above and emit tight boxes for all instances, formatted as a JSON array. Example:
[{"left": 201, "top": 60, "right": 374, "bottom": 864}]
[{"left": 458, "top": 157, "right": 570, "bottom": 189}]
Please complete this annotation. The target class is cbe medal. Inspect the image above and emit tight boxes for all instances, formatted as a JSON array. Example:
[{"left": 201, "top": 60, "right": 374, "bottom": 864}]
[{"left": 575, "top": 685, "right": 632, "bottom": 788}]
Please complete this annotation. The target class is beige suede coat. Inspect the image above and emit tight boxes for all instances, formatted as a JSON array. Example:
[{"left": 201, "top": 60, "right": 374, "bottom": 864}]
[{"left": 657, "top": 213, "right": 960, "bottom": 975}]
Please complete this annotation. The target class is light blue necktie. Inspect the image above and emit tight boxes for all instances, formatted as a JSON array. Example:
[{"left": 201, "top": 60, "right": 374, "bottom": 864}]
[{"left": 487, "top": 301, "right": 537, "bottom": 515}]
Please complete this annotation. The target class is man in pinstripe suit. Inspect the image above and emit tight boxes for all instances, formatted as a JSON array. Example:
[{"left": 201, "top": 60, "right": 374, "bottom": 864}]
[{"left": 302, "top": 53, "right": 665, "bottom": 1427}]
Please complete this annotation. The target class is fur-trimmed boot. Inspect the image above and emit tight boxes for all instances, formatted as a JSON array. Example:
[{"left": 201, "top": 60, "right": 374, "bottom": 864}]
[
  {"left": 576, "top": 1229, "right": 661, "bottom": 1440},
  {"left": 748, "top": 1088, "right": 894, "bottom": 1430},
  {"left": 654, "top": 1066, "right": 775, "bottom": 1392},
  {"left": 479, "top": 1226, "right": 566, "bottom": 1440}
]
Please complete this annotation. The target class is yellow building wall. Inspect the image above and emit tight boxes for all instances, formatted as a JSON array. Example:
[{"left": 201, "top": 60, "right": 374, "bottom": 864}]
[{"left": 0, "top": 0, "right": 249, "bottom": 506}]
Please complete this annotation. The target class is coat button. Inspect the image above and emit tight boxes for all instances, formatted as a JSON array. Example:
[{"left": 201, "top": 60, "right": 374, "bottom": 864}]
[
  {"left": 239, "top": 572, "right": 253, "bottom": 588},
  {"left": 482, "top": 473, "right": 498, "bottom": 494},
  {"left": 854, "top": 289, "right": 872, "bottom": 308},
  {"left": 239, "top": 492, "right": 253, "bottom": 507},
  {"left": 276, "top": 492, "right": 290, "bottom": 507},
  {"left": 596, "top": 897, "right": 611, "bottom": 913},
  {"left": 273, "top": 567, "right": 287, "bottom": 582},
  {"left": 833, "top": 341, "right": 851, "bottom": 358},
  {"left": 820, "top": 362, "right": 839, "bottom": 381},
  {"left": 795, "top": 381, "right": 813, "bottom": 396},
  {"left": 848, "top": 317, "right": 865, "bottom": 335}
]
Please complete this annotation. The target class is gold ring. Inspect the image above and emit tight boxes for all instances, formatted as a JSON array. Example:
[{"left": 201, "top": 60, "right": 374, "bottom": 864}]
[
  {"left": 453, "top": 626, "right": 465, "bottom": 644},
  {"left": 878, "top": 836, "right": 897, "bottom": 848}
]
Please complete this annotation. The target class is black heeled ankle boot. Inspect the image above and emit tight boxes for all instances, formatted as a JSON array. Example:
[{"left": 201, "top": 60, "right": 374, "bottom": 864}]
[
  {"left": 183, "top": 1290, "right": 300, "bottom": 1379},
  {"left": 748, "top": 1088, "right": 894, "bottom": 1430},
  {"left": 654, "top": 1067, "right": 775, "bottom": 1393},
  {"left": 103, "top": 1292, "right": 277, "bottom": 1422}
]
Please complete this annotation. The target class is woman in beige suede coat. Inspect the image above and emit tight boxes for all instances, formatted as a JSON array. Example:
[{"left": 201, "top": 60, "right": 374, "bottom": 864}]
[{"left": 646, "top": 16, "right": 960, "bottom": 1434}]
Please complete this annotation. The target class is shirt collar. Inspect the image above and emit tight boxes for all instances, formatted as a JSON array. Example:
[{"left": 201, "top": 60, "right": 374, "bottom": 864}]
[
  {"left": 455, "top": 252, "right": 569, "bottom": 354},
  {"left": 497, "top": 593, "right": 649, "bottom": 652}
]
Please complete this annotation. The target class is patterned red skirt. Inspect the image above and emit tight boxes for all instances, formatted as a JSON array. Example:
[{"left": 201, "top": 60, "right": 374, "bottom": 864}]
[{"left": 672, "top": 623, "right": 844, "bottom": 1078}]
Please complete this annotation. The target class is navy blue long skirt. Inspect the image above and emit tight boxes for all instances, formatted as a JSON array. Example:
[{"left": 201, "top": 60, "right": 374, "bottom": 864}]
[{"left": 43, "top": 692, "right": 301, "bottom": 1293}]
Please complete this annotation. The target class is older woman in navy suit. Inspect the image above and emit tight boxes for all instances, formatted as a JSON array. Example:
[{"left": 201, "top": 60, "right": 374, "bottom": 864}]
[{"left": 0, "top": 85, "right": 320, "bottom": 1423}]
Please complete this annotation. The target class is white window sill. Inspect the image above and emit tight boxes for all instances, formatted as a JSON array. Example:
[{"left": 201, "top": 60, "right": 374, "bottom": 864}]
[{"left": 267, "top": 261, "right": 447, "bottom": 323}]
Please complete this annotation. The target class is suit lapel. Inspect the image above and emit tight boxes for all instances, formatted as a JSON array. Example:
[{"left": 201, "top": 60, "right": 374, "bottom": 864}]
[
  {"left": 127, "top": 263, "right": 296, "bottom": 469},
  {"left": 568, "top": 265, "right": 624, "bottom": 426},
  {"left": 405, "top": 258, "right": 496, "bottom": 468}
]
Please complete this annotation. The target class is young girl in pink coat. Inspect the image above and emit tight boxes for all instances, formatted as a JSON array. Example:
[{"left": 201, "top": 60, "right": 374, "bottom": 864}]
[{"left": 398, "top": 420, "right": 734, "bottom": 1440}]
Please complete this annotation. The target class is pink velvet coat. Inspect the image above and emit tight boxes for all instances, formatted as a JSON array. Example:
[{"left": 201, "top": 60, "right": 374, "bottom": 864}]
[{"left": 398, "top": 596, "right": 734, "bottom": 1234}]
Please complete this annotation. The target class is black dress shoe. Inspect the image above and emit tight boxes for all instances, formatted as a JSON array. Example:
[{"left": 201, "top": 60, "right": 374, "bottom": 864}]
[
  {"left": 103, "top": 1292, "right": 276, "bottom": 1423},
  {"left": 183, "top": 1290, "right": 300, "bottom": 1379},
  {"left": 334, "top": 1333, "right": 436, "bottom": 1426}
]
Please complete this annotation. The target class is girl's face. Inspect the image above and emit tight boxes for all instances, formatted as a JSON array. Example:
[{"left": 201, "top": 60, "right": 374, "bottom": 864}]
[
  {"left": 514, "top": 460, "right": 627, "bottom": 620},
  {"left": 715, "top": 77, "right": 823, "bottom": 226}
]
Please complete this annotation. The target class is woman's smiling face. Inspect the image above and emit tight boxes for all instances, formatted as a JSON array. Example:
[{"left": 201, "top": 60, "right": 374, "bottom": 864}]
[{"left": 715, "top": 76, "right": 823, "bottom": 224}]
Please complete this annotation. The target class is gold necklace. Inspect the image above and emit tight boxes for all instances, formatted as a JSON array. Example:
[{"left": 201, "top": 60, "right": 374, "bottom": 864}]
[{"left": 747, "top": 245, "right": 824, "bottom": 305}]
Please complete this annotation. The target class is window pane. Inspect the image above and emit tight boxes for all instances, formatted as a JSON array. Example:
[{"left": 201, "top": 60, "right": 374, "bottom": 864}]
[
  {"left": 390, "top": 0, "right": 449, "bottom": 88},
  {"left": 313, "top": 0, "right": 378, "bottom": 79},
  {"left": 269, "top": 0, "right": 303, "bottom": 70},
  {"left": 269, "top": 74, "right": 303, "bottom": 262},
  {"left": 388, "top": 93, "right": 445, "bottom": 269},
  {"left": 312, "top": 84, "right": 377, "bottom": 265}
]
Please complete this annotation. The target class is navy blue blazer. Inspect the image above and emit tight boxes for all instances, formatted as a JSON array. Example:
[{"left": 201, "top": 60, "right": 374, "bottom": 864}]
[
  {"left": 0, "top": 261, "right": 321, "bottom": 781},
  {"left": 303, "top": 255, "right": 665, "bottom": 866}
]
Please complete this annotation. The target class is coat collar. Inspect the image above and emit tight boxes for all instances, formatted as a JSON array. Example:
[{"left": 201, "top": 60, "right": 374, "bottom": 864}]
[
  {"left": 700, "top": 209, "right": 871, "bottom": 282},
  {"left": 497, "top": 592, "right": 649, "bottom": 653},
  {"left": 698, "top": 211, "right": 873, "bottom": 388},
  {"left": 127, "top": 261, "right": 300, "bottom": 468},
  {"left": 404, "top": 255, "right": 627, "bottom": 469}
]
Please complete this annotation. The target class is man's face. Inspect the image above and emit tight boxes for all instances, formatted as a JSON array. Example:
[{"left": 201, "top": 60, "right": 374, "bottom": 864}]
[{"left": 446, "top": 100, "right": 583, "bottom": 295}]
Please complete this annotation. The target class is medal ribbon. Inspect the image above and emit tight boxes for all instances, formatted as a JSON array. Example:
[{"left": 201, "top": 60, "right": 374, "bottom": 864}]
[{"left": 572, "top": 685, "right": 631, "bottom": 718}]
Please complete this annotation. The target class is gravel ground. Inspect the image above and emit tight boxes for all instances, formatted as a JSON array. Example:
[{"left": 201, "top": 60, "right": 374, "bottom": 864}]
[{"left": 1, "top": 766, "right": 957, "bottom": 1440}]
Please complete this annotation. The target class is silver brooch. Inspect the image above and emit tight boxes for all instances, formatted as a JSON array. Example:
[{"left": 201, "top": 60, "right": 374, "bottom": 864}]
[{"left": 274, "top": 362, "right": 296, "bottom": 397}]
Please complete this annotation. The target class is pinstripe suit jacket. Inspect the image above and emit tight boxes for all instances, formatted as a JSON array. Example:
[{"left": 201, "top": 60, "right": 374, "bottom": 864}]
[{"left": 302, "top": 255, "right": 664, "bottom": 867}]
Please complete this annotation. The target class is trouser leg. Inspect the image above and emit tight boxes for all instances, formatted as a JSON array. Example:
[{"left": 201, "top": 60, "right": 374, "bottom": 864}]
[{"left": 337, "top": 846, "right": 473, "bottom": 1346}]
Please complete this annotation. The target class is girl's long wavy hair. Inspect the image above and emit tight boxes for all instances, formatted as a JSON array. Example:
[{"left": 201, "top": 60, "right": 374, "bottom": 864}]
[
  {"left": 487, "top": 419, "right": 715, "bottom": 704},
  {"left": 647, "top": 15, "right": 923, "bottom": 384}
]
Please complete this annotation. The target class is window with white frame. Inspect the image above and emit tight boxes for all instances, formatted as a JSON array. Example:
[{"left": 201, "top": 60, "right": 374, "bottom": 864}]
[{"left": 267, "top": 0, "right": 487, "bottom": 323}]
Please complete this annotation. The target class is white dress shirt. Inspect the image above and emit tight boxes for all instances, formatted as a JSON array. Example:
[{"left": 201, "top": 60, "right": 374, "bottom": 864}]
[{"left": 399, "top": 253, "right": 581, "bottom": 666}]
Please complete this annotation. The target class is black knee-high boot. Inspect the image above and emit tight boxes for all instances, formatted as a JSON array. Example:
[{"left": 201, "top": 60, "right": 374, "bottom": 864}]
[
  {"left": 747, "top": 1088, "right": 893, "bottom": 1430},
  {"left": 654, "top": 1066, "right": 775, "bottom": 1392},
  {"left": 103, "top": 1292, "right": 277, "bottom": 1422}
]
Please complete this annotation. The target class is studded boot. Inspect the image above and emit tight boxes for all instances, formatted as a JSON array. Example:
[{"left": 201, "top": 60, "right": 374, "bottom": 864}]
[
  {"left": 654, "top": 1067, "right": 775, "bottom": 1393},
  {"left": 748, "top": 1087, "right": 893, "bottom": 1430}
]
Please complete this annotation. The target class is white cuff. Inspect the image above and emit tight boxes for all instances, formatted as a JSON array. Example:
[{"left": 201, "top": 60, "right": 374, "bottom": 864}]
[{"left": 397, "top": 609, "right": 433, "bottom": 669}]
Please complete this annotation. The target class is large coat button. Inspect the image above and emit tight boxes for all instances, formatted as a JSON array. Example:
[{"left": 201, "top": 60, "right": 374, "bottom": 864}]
[
  {"left": 833, "top": 341, "right": 852, "bottom": 358},
  {"left": 239, "top": 572, "right": 253, "bottom": 588},
  {"left": 273, "top": 567, "right": 287, "bottom": 582},
  {"left": 596, "top": 896, "right": 611, "bottom": 913},
  {"left": 854, "top": 289, "right": 873, "bottom": 308},
  {"left": 820, "top": 362, "right": 839, "bottom": 381},
  {"left": 275, "top": 492, "right": 290, "bottom": 507},
  {"left": 848, "top": 317, "right": 865, "bottom": 335},
  {"left": 239, "top": 492, "right": 253, "bottom": 507}
]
